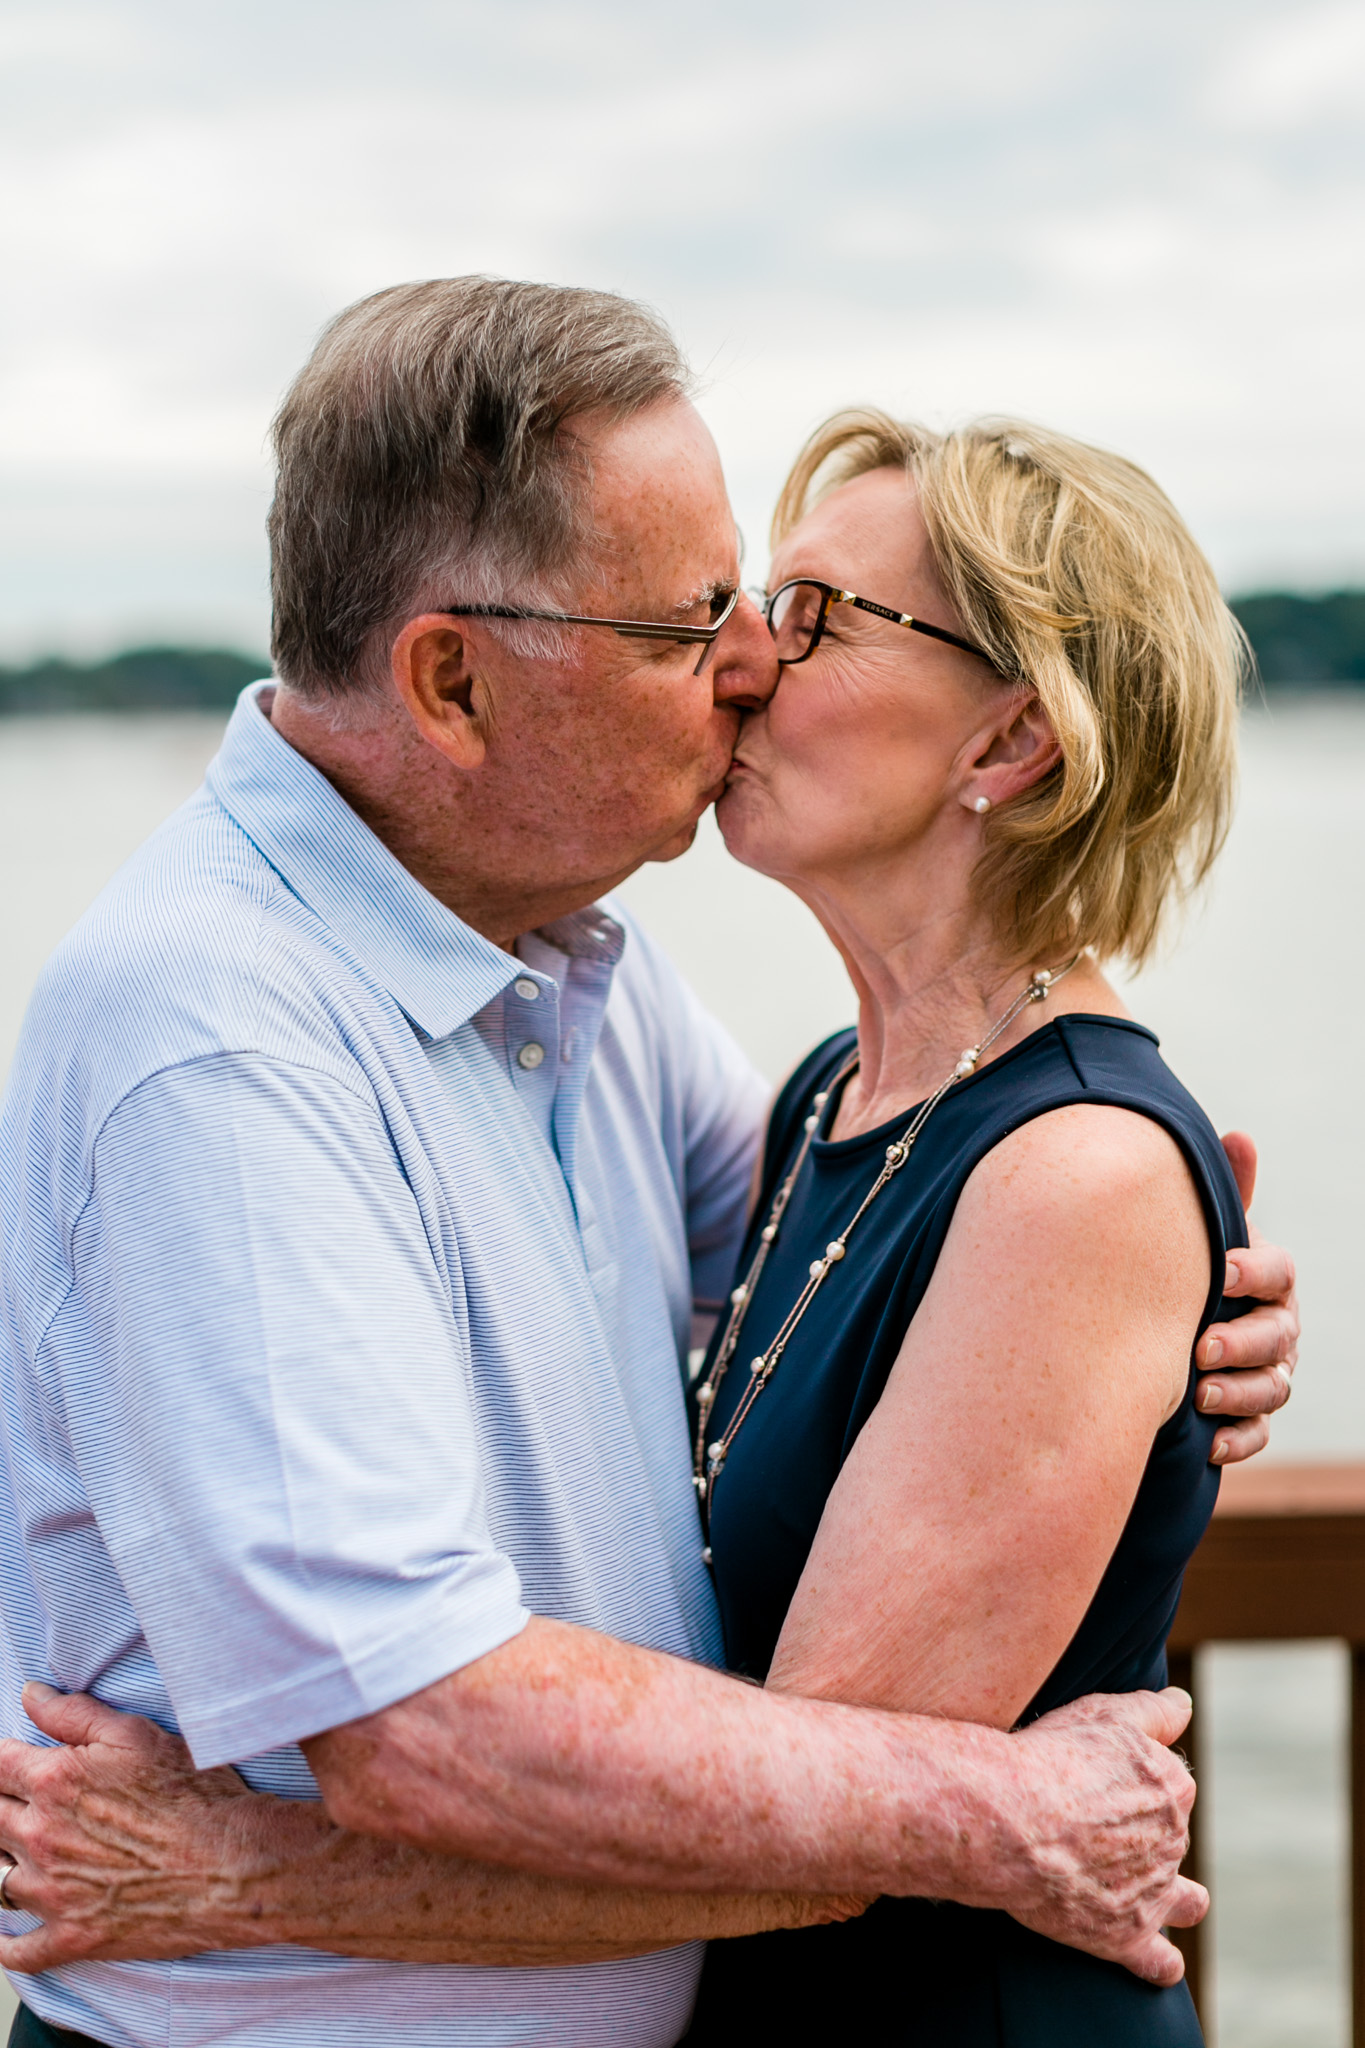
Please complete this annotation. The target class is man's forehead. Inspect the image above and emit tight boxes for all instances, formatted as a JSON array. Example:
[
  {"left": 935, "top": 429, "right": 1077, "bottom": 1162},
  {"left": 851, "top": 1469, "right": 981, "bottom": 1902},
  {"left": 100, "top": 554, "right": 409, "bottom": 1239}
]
[
  {"left": 570, "top": 398, "right": 737, "bottom": 607},
  {"left": 589, "top": 489, "right": 739, "bottom": 607},
  {"left": 584, "top": 402, "right": 729, "bottom": 519}
]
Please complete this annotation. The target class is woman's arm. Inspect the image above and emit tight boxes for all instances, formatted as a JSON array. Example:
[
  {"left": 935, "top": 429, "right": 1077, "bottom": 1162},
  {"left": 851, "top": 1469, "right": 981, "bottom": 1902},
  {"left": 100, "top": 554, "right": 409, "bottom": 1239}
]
[
  {"left": 0, "top": 1684, "right": 859, "bottom": 1973},
  {"left": 767, "top": 1104, "right": 1210, "bottom": 1727}
]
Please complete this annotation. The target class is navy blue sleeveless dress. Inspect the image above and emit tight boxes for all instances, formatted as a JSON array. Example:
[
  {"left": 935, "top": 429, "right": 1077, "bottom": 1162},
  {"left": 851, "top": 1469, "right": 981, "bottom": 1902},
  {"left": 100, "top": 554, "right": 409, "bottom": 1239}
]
[{"left": 686, "top": 1015, "right": 1249, "bottom": 2048}]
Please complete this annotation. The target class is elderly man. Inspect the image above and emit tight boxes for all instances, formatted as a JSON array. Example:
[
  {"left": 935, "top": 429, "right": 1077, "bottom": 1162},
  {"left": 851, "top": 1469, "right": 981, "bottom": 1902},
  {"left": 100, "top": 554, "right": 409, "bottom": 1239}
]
[{"left": 0, "top": 280, "right": 1293, "bottom": 2048}]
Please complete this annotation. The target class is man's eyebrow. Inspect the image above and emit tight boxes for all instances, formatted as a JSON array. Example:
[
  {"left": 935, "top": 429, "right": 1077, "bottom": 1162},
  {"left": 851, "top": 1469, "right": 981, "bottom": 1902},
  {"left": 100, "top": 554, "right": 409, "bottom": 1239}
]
[{"left": 665, "top": 576, "right": 736, "bottom": 622}]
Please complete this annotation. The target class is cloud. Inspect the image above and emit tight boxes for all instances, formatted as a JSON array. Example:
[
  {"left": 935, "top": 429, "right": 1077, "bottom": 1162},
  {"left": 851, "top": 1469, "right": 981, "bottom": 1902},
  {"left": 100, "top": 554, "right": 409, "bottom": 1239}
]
[
  {"left": 1209, "top": 2, "right": 1365, "bottom": 128},
  {"left": 0, "top": 0, "right": 1362, "bottom": 656}
]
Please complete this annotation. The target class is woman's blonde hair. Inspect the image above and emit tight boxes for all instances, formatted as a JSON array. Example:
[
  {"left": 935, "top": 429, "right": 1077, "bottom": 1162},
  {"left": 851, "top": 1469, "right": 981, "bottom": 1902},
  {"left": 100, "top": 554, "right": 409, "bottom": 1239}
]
[{"left": 772, "top": 411, "right": 1246, "bottom": 970}]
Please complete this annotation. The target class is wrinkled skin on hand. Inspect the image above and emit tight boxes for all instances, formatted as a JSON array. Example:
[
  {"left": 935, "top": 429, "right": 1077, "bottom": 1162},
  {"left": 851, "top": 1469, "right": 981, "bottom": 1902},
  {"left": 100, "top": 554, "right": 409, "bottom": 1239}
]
[
  {"left": 971, "top": 1688, "right": 1203, "bottom": 1983},
  {"left": 0, "top": 1686, "right": 259, "bottom": 1969},
  {"left": 0, "top": 1680, "right": 1202, "bottom": 1983}
]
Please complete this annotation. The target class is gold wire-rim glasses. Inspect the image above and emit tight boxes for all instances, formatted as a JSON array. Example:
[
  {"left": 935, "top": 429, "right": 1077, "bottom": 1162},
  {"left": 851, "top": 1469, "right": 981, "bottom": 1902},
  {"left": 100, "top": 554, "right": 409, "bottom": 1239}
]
[{"left": 438, "top": 585, "right": 742, "bottom": 675}]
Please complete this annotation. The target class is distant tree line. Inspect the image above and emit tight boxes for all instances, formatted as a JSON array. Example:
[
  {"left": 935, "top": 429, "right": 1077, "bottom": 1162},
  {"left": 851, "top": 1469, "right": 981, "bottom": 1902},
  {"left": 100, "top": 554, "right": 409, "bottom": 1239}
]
[
  {"left": 1, "top": 594, "right": 1364, "bottom": 711},
  {"left": 0, "top": 646, "right": 269, "bottom": 715},
  {"left": 1229, "top": 592, "right": 1365, "bottom": 686}
]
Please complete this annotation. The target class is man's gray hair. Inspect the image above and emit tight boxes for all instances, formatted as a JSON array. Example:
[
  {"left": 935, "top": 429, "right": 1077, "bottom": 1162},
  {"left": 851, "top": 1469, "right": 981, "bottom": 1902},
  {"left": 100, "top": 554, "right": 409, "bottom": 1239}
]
[{"left": 268, "top": 277, "right": 692, "bottom": 707}]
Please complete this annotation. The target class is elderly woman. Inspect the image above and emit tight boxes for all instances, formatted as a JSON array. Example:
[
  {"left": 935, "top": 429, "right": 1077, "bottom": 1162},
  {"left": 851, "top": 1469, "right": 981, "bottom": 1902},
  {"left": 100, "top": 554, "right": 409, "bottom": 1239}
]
[
  {"left": 0, "top": 412, "right": 1287, "bottom": 2047},
  {"left": 681, "top": 409, "right": 1252, "bottom": 2044}
]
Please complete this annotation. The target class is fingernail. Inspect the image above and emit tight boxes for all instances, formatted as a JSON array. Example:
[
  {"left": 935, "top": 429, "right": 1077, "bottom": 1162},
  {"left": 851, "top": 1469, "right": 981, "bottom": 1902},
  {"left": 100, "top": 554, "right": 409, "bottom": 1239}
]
[
  {"left": 1166, "top": 1687, "right": 1192, "bottom": 1709},
  {"left": 1211, "top": 1439, "right": 1229, "bottom": 1464},
  {"left": 1225, "top": 1263, "right": 1241, "bottom": 1291},
  {"left": 1200, "top": 1383, "right": 1224, "bottom": 1410},
  {"left": 1202, "top": 1338, "right": 1223, "bottom": 1367},
  {"left": 1274, "top": 1363, "right": 1293, "bottom": 1386},
  {"left": 21, "top": 1681, "right": 56, "bottom": 1703}
]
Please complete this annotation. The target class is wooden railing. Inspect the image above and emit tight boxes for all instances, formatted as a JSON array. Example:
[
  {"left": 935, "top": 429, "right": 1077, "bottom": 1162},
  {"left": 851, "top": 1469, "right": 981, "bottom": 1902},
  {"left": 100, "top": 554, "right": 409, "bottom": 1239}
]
[{"left": 1168, "top": 1460, "right": 1365, "bottom": 2039}]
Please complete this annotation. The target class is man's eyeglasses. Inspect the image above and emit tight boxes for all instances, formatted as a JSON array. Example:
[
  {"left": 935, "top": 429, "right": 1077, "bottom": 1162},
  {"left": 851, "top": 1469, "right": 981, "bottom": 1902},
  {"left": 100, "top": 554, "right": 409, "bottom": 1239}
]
[
  {"left": 762, "top": 578, "right": 996, "bottom": 669},
  {"left": 438, "top": 586, "right": 741, "bottom": 675}
]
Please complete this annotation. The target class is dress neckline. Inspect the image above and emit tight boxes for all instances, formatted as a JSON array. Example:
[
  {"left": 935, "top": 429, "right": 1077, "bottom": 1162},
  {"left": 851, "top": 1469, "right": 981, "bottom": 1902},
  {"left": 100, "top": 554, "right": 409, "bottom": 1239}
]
[{"left": 813, "top": 1014, "right": 1159, "bottom": 1158}]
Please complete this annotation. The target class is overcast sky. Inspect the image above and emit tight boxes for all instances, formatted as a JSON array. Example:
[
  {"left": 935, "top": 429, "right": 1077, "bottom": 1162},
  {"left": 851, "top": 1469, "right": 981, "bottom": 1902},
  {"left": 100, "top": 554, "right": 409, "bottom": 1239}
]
[{"left": 1, "top": 0, "right": 1362, "bottom": 660}]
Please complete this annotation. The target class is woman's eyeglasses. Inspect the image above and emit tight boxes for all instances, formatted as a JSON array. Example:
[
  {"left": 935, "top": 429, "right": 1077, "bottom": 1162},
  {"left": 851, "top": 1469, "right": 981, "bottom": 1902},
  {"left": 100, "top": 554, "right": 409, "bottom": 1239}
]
[{"left": 762, "top": 579, "right": 996, "bottom": 669}]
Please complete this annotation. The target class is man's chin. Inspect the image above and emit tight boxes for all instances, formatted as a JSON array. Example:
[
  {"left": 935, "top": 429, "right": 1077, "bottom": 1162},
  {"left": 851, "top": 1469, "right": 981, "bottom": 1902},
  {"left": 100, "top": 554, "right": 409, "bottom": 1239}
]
[
  {"left": 643, "top": 773, "right": 730, "bottom": 866},
  {"left": 645, "top": 820, "right": 701, "bottom": 865}
]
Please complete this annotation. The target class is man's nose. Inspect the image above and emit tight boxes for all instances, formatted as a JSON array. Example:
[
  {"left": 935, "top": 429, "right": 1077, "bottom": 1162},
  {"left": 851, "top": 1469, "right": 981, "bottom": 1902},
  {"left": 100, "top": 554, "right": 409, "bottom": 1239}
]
[{"left": 710, "top": 592, "right": 779, "bottom": 708}]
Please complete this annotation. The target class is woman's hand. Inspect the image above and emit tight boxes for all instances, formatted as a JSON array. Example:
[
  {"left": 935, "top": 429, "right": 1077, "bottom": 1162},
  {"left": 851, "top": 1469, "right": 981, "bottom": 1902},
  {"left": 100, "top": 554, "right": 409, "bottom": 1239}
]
[
  {"left": 1198, "top": 1133, "right": 1298, "bottom": 1466},
  {"left": 0, "top": 1683, "right": 866, "bottom": 1972}
]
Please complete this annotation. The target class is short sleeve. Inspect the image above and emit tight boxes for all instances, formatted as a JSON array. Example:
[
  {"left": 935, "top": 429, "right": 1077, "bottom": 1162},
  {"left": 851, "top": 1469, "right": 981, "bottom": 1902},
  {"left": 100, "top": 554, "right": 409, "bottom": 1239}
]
[{"left": 55, "top": 1054, "right": 528, "bottom": 1768}]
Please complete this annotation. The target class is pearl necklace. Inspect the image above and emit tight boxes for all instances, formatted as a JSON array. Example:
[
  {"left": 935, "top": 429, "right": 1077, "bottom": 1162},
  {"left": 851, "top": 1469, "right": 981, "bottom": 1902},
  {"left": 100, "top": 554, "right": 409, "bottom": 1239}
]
[{"left": 692, "top": 956, "right": 1083, "bottom": 1560}]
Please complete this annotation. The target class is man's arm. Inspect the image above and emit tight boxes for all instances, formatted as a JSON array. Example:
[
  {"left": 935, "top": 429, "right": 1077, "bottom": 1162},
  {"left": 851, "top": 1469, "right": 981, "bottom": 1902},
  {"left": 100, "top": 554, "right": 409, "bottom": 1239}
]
[
  {"left": 294, "top": 1615, "right": 1202, "bottom": 1981},
  {"left": 1197, "top": 1133, "right": 1298, "bottom": 1464},
  {"left": 0, "top": 1640, "right": 1201, "bottom": 1983},
  {"left": 0, "top": 1687, "right": 860, "bottom": 1970}
]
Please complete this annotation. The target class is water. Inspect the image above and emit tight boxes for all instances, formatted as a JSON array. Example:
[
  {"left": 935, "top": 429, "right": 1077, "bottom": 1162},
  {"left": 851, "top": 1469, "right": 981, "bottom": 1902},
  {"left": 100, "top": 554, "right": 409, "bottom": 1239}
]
[{"left": 1, "top": 695, "right": 1362, "bottom": 2044}]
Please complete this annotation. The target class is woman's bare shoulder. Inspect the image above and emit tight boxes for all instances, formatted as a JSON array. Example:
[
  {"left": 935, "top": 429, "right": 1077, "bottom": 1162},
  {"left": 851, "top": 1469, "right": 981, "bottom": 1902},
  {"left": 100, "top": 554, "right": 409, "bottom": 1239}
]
[
  {"left": 945, "top": 1105, "right": 1211, "bottom": 1310},
  {"left": 963, "top": 1100, "right": 1202, "bottom": 1228}
]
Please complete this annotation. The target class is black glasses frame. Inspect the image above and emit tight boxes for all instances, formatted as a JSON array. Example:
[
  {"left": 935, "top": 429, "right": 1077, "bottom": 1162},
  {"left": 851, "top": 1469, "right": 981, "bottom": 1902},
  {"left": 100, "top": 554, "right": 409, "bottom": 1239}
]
[
  {"left": 764, "top": 578, "right": 996, "bottom": 669},
  {"left": 438, "top": 586, "right": 742, "bottom": 676}
]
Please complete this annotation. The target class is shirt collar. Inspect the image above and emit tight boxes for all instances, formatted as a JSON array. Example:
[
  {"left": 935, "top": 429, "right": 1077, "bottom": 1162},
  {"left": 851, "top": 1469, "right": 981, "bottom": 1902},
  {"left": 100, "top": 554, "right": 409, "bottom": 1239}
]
[
  {"left": 206, "top": 684, "right": 529, "bottom": 1038},
  {"left": 532, "top": 907, "right": 626, "bottom": 969}
]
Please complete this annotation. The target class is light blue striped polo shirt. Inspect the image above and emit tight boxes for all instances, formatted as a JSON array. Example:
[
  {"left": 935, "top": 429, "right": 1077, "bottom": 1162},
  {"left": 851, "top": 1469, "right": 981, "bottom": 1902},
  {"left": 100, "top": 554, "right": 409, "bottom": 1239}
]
[{"left": 0, "top": 685, "right": 768, "bottom": 2048}]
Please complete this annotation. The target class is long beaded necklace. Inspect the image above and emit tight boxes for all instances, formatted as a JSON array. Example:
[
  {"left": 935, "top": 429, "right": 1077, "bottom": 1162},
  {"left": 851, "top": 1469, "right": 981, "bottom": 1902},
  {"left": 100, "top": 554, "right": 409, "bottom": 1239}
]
[{"left": 692, "top": 955, "right": 1083, "bottom": 1557}]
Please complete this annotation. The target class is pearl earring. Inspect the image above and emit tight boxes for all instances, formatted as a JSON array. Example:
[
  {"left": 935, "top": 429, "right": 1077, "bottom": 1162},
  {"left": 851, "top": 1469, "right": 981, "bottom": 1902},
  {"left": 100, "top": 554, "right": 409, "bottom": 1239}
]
[{"left": 973, "top": 796, "right": 991, "bottom": 814}]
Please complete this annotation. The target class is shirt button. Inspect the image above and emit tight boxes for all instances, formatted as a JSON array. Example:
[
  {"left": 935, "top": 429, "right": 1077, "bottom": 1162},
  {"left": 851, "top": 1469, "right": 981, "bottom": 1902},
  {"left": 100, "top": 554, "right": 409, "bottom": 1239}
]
[
  {"left": 514, "top": 977, "right": 539, "bottom": 1001},
  {"left": 517, "top": 1042, "right": 546, "bottom": 1071}
]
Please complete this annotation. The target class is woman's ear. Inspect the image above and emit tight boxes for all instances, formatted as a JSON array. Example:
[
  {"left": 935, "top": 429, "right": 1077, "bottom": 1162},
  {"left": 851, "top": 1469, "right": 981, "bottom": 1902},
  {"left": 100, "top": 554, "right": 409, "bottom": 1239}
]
[
  {"left": 390, "top": 616, "right": 488, "bottom": 770},
  {"left": 957, "top": 694, "right": 1061, "bottom": 815}
]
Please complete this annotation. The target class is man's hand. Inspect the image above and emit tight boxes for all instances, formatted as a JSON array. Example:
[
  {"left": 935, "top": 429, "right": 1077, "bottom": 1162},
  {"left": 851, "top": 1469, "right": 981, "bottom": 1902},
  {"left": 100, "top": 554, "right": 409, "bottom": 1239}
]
[
  {"left": 0, "top": 1682, "right": 258, "bottom": 1971},
  {"left": 1198, "top": 1133, "right": 1298, "bottom": 1466},
  {"left": 990, "top": 1687, "right": 1204, "bottom": 1985}
]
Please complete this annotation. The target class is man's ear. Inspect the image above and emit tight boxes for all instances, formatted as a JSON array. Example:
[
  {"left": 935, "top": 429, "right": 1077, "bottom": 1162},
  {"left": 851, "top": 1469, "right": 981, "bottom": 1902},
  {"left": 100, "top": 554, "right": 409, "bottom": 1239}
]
[
  {"left": 958, "top": 693, "right": 1061, "bottom": 814},
  {"left": 390, "top": 616, "right": 488, "bottom": 770}
]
